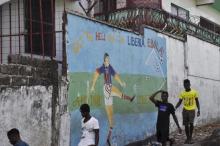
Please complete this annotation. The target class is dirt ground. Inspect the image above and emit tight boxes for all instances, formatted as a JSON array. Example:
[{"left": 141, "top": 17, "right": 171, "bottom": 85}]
[
  {"left": 126, "top": 122, "right": 220, "bottom": 146},
  {"left": 171, "top": 122, "right": 220, "bottom": 146}
]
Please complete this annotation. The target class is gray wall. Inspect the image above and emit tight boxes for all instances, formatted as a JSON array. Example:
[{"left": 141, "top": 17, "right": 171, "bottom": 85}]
[
  {"left": 0, "top": 55, "right": 70, "bottom": 146},
  {"left": 0, "top": 86, "right": 53, "bottom": 146},
  {"left": 165, "top": 33, "right": 220, "bottom": 128}
]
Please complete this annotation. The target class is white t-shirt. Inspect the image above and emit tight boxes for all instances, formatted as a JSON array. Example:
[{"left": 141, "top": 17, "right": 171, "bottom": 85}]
[{"left": 78, "top": 117, "right": 99, "bottom": 146}]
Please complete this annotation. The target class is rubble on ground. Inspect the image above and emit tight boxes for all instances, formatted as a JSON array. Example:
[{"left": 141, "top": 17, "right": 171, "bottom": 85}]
[
  {"left": 171, "top": 123, "right": 220, "bottom": 146},
  {"left": 126, "top": 122, "right": 220, "bottom": 146}
]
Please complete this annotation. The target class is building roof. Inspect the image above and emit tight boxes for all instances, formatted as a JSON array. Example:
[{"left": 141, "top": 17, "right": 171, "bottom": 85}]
[{"left": 0, "top": 0, "right": 10, "bottom": 6}]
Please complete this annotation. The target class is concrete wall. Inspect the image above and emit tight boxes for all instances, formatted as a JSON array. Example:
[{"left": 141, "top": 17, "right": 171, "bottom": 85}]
[
  {"left": 55, "top": 0, "right": 65, "bottom": 62},
  {"left": 0, "top": 86, "right": 53, "bottom": 146},
  {"left": 162, "top": 0, "right": 220, "bottom": 25},
  {"left": 163, "top": 32, "right": 220, "bottom": 128},
  {"left": 0, "top": 55, "right": 70, "bottom": 146},
  {"left": 58, "top": 78, "right": 70, "bottom": 146},
  {"left": 186, "top": 35, "right": 220, "bottom": 124}
]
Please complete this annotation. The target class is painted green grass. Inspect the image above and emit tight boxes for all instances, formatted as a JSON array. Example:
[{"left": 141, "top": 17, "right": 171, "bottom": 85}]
[{"left": 68, "top": 72, "right": 167, "bottom": 114}]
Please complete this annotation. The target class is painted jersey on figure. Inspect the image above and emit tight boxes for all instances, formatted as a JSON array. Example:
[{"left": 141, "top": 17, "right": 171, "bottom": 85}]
[
  {"left": 78, "top": 117, "right": 99, "bottom": 146},
  {"left": 179, "top": 89, "right": 199, "bottom": 110},
  {"left": 96, "top": 64, "right": 116, "bottom": 84}
]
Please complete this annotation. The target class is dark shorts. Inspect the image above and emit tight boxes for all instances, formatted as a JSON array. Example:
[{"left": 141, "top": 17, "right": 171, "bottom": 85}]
[
  {"left": 182, "top": 109, "right": 195, "bottom": 125},
  {"left": 156, "top": 125, "right": 169, "bottom": 143}
]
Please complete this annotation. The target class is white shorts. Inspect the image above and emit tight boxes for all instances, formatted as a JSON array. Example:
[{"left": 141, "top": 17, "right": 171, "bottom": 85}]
[
  {"left": 103, "top": 84, "right": 117, "bottom": 105},
  {"left": 104, "top": 84, "right": 112, "bottom": 105}
]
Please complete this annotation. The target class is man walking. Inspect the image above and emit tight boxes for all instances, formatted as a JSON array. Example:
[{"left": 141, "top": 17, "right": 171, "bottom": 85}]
[
  {"left": 149, "top": 90, "right": 182, "bottom": 146},
  {"left": 175, "top": 79, "right": 200, "bottom": 144},
  {"left": 78, "top": 104, "right": 99, "bottom": 146}
]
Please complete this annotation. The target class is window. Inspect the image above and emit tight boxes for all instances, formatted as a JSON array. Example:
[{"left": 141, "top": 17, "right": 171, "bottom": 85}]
[
  {"left": 24, "top": 0, "right": 55, "bottom": 56},
  {"left": 94, "top": 0, "right": 116, "bottom": 15},
  {"left": 171, "top": 4, "right": 189, "bottom": 20},
  {"left": 200, "top": 17, "right": 220, "bottom": 34},
  {"left": 94, "top": 0, "right": 104, "bottom": 14}
]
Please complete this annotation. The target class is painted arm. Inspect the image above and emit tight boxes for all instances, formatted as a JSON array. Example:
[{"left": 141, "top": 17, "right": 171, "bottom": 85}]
[
  {"left": 196, "top": 98, "right": 200, "bottom": 117},
  {"left": 91, "top": 71, "right": 99, "bottom": 92},
  {"left": 172, "top": 114, "right": 182, "bottom": 134},
  {"left": 149, "top": 90, "right": 162, "bottom": 105},
  {"left": 114, "top": 74, "right": 126, "bottom": 87},
  {"left": 175, "top": 99, "right": 182, "bottom": 109}
]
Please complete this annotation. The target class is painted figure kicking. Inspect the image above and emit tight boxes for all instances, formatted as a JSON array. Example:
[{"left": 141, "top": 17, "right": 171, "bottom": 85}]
[{"left": 91, "top": 53, "right": 135, "bottom": 144}]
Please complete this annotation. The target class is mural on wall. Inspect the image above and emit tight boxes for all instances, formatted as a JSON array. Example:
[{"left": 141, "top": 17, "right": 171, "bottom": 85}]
[{"left": 67, "top": 13, "right": 167, "bottom": 146}]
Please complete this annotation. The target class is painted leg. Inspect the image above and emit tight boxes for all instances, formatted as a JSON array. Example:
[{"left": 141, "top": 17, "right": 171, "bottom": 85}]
[
  {"left": 111, "top": 85, "right": 135, "bottom": 102},
  {"left": 105, "top": 105, "right": 113, "bottom": 146},
  {"left": 105, "top": 105, "right": 114, "bottom": 128}
]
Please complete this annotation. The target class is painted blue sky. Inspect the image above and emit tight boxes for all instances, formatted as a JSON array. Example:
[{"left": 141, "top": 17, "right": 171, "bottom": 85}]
[{"left": 66, "top": 14, "right": 167, "bottom": 77}]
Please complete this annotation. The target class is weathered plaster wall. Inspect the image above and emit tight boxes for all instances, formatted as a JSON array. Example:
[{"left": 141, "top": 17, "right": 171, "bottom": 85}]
[
  {"left": 163, "top": 33, "right": 220, "bottom": 129},
  {"left": 0, "top": 86, "right": 53, "bottom": 146},
  {"left": 186, "top": 35, "right": 220, "bottom": 125},
  {"left": 0, "top": 55, "right": 70, "bottom": 146},
  {"left": 58, "top": 78, "right": 70, "bottom": 146}
]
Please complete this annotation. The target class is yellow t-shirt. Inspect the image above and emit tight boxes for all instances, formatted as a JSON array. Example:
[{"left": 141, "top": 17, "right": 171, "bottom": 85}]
[{"left": 179, "top": 89, "right": 199, "bottom": 110}]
